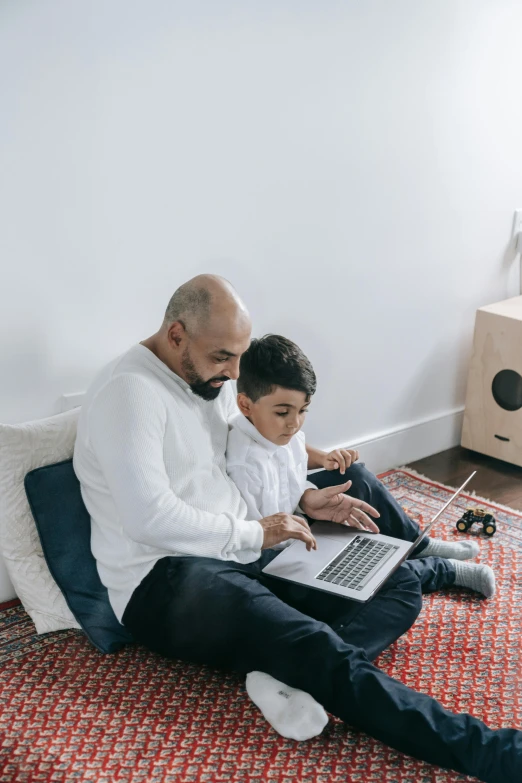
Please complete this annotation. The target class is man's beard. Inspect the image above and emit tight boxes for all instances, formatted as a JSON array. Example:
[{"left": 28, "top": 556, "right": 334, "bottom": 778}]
[{"left": 181, "top": 348, "right": 229, "bottom": 401}]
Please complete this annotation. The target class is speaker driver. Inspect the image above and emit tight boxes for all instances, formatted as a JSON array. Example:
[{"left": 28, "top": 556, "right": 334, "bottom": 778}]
[{"left": 491, "top": 369, "right": 522, "bottom": 412}]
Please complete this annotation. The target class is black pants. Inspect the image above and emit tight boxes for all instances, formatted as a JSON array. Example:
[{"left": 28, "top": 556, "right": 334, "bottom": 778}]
[{"left": 123, "top": 464, "right": 522, "bottom": 782}]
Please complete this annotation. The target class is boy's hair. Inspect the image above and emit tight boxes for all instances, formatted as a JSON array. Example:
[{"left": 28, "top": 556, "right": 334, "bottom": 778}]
[{"left": 237, "top": 334, "right": 317, "bottom": 402}]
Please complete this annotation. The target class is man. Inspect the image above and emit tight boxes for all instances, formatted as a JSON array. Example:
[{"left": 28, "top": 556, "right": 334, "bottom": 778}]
[{"left": 74, "top": 274, "right": 522, "bottom": 782}]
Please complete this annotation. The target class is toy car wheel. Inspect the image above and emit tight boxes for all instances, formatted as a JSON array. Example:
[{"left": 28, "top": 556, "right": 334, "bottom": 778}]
[
  {"left": 484, "top": 524, "right": 496, "bottom": 537},
  {"left": 456, "top": 520, "right": 469, "bottom": 533}
]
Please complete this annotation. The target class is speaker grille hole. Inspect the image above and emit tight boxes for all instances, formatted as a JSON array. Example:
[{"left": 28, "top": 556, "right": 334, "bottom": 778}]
[{"left": 492, "top": 369, "right": 522, "bottom": 412}]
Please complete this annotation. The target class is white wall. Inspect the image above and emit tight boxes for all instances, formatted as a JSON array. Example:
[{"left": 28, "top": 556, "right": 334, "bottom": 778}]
[{"left": 1, "top": 1, "right": 522, "bottom": 600}]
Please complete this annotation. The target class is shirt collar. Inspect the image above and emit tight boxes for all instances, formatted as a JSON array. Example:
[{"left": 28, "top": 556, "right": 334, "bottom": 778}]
[{"left": 230, "top": 413, "right": 282, "bottom": 454}]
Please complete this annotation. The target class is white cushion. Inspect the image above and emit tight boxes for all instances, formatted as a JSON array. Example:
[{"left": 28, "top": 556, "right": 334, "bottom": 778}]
[{"left": 0, "top": 409, "right": 81, "bottom": 633}]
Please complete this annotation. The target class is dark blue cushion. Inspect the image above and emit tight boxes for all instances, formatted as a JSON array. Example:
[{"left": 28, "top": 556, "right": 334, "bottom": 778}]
[{"left": 24, "top": 459, "right": 133, "bottom": 654}]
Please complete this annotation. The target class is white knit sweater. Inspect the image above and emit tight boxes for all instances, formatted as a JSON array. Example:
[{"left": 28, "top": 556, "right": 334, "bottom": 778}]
[{"left": 73, "top": 344, "right": 264, "bottom": 621}]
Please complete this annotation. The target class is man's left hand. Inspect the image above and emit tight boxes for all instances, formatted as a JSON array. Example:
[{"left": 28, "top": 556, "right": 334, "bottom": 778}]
[{"left": 300, "top": 480, "right": 380, "bottom": 532}]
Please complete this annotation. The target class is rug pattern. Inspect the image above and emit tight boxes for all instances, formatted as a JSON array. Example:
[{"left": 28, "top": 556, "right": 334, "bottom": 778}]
[{"left": 0, "top": 469, "right": 521, "bottom": 783}]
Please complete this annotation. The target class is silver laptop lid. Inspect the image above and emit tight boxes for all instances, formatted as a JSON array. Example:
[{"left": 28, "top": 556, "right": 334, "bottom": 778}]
[{"left": 411, "top": 471, "right": 476, "bottom": 548}]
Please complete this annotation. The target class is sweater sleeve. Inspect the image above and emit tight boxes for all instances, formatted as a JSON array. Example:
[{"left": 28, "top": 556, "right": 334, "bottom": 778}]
[
  {"left": 226, "top": 463, "right": 265, "bottom": 521},
  {"left": 88, "top": 374, "right": 263, "bottom": 560}
]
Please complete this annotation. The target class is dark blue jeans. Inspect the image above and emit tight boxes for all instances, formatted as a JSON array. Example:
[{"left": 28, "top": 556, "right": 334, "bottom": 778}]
[{"left": 123, "top": 463, "right": 522, "bottom": 782}]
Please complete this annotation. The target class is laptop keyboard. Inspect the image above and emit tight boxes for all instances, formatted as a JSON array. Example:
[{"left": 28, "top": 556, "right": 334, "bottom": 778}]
[{"left": 316, "top": 536, "right": 399, "bottom": 591}]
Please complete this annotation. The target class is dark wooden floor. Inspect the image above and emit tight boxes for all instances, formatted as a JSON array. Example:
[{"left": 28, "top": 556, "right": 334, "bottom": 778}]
[{"left": 406, "top": 447, "right": 522, "bottom": 511}]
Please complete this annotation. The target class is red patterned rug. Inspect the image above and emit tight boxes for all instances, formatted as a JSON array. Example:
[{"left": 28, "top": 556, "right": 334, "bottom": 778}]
[{"left": 1, "top": 469, "right": 521, "bottom": 783}]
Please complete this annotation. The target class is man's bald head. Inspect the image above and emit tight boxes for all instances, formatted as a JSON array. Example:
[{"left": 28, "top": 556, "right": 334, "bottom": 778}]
[
  {"left": 141, "top": 274, "right": 252, "bottom": 400},
  {"left": 163, "top": 274, "right": 250, "bottom": 337}
]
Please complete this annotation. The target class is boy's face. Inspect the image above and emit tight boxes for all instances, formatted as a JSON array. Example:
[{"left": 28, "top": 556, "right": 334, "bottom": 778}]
[{"left": 238, "top": 387, "right": 311, "bottom": 445}]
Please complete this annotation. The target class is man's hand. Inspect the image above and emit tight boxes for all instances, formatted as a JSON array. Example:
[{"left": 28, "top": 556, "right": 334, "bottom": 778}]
[
  {"left": 259, "top": 513, "right": 317, "bottom": 551},
  {"left": 323, "top": 448, "right": 359, "bottom": 474},
  {"left": 300, "top": 481, "right": 380, "bottom": 532}
]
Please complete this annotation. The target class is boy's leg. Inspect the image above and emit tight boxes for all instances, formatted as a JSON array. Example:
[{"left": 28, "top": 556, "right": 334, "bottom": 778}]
[
  {"left": 402, "top": 555, "right": 456, "bottom": 593},
  {"left": 309, "top": 463, "right": 427, "bottom": 549},
  {"left": 309, "top": 467, "right": 486, "bottom": 588},
  {"left": 123, "top": 555, "right": 521, "bottom": 783},
  {"left": 310, "top": 464, "right": 460, "bottom": 556}
]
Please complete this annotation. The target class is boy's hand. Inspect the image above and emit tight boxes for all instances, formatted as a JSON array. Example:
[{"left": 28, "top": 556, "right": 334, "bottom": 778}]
[
  {"left": 324, "top": 448, "right": 359, "bottom": 474},
  {"left": 300, "top": 481, "right": 380, "bottom": 532}
]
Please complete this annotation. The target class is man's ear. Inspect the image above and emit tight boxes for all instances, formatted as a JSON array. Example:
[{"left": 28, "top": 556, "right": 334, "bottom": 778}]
[
  {"left": 237, "top": 392, "right": 253, "bottom": 417},
  {"left": 166, "top": 321, "right": 185, "bottom": 349}
]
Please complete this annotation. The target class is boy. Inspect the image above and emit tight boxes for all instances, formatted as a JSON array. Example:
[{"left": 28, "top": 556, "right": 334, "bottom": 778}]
[{"left": 227, "top": 335, "right": 495, "bottom": 740}]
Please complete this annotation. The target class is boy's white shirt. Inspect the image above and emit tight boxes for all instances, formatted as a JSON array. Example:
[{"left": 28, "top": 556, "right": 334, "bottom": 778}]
[{"left": 226, "top": 414, "right": 317, "bottom": 527}]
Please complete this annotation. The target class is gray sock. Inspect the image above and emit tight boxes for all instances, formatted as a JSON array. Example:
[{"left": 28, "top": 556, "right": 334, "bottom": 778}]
[
  {"left": 449, "top": 559, "right": 496, "bottom": 598},
  {"left": 413, "top": 537, "right": 480, "bottom": 561}
]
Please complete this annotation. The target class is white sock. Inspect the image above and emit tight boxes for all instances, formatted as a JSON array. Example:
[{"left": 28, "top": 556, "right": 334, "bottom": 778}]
[
  {"left": 449, "top": 559, "right": 496, "bottom": 598},
  {"left": 246, "top": 671, "right": 328, "bottom": 741},
  {"left": 413, "top": 537, "right": 480, "bottom": 561}
]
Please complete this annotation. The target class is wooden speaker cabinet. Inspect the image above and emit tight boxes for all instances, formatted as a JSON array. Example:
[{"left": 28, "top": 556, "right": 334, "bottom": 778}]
[{"left": 462, "top": 295, "right": 522, "bottom": 466}]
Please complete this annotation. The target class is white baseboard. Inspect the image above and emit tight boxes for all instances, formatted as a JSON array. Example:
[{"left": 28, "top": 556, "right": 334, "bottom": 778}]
[{"left": 322, "top": 408, "right": 465, "bottom": 476}]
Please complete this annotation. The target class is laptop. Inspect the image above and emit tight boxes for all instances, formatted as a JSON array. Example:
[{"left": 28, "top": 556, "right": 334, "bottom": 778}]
[{"left": 262, "top": 471, "right": 476, "bottom": 603}]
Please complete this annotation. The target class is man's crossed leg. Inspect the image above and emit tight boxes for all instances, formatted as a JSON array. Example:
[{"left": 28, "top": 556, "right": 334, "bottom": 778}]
[{"left": 123, "top": 554, "right": 521, "bottom": 783}]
